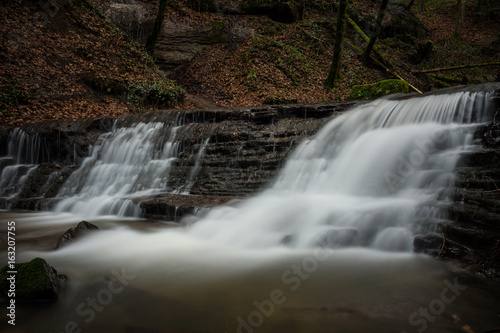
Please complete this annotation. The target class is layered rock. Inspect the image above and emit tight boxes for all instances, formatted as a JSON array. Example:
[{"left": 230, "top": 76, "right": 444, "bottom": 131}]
[
  {"left": 154, "top": 20, "right": 253, "bottom": 72},
  {"left": 0, "top": 101, "right": 355, "bottom": 214},
  {"left": 414, "top": 93, "right": 500, "bottom": 279}
]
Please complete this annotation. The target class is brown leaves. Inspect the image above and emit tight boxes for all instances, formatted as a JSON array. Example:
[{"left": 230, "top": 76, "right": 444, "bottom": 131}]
[{"left": 0, "top": 0, "right": 181, "bottom": 127}]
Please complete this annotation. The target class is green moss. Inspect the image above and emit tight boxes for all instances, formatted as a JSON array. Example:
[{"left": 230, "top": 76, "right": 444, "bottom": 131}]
[
  {"left": 126, "top": 78, "right": 185, "bottom": 108},
  {"left": 0, "top": 258, "right": 56, "bottom": 300},
  {"left": 0, "top": 78, "right": 30, "bottom": 109},
  {"left": 350, "top": 79, "right": 409, "bottom": 100},
  {"left": 210, "top": 20, "right": 226, "bottom": 42}
]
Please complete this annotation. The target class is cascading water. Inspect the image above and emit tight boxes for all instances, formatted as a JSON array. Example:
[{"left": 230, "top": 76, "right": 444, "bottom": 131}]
[
  {"left": 54, "top": 122, "right": 180, "bottom": 216},
  {"left": 186, "top": 91, "right": 495, "bottom": 251},
  {"left": 3, "top": 88, "right": 500, "bottom": 333},
  {"left": 180, "top": 137, "right": 210, "bottom": 194},
  {"left": 0, "top": 128, "right": 50, "bottom": 200}
]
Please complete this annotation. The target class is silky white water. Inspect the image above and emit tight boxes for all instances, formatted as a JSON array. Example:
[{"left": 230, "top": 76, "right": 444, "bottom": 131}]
[
  {"left": 3, "top": 209, "right": 499, "bottom": 333},
  {"left": 41, "top": 90, "right": 494, "bottom": 251},
  {"left": 0, "top": 128, "right": 50, "bottom": 199},
  {"left": 186, "top": 91, "right": 492, "bottom": 250},
  {"left": 1, "top": 90, "right": 499, "bottom": 333},
  {"left": 54, "top": 122, "right": 181, "bottom": 216}
]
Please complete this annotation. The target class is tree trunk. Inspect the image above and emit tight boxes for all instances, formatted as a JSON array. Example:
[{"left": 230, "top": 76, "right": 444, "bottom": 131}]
[
  {"left": 362, "top": 0, "right": 389, "bottom": 65},
  {"left": 453, "top": 0, "right": 466, "bottom": 38},
  {"left": 406, "top": 0, "right": 416, "bottom": 10},
  {"left": 325, "top": 0, "right": 348, "bottom": 89},
  {"left": 145, "top": 0, "right": 169, "bottom": 56}
]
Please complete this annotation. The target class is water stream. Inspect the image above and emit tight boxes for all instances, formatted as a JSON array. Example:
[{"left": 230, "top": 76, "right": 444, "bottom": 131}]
[{"left": 1, "top": 89, "right": 499, "bottom": 332}]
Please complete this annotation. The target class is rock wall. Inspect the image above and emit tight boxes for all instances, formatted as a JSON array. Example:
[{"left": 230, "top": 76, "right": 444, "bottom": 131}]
[
  {"left": 414, "top": 91, "right": 500, "bottom": 279},
  {"left": 0, "top": 102, "right": 355, "bottom": 210},
  {"left": 154, "top": 19, "right": 253, "bottom": 72}
]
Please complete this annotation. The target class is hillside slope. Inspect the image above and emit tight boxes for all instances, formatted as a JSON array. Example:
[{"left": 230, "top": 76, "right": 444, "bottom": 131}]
[
  {"left": 166, "top": 0, "right": 500, "bottom": 106},
  {"left": 0, "top": 0, "right": 184, "bottom": 126},
  {"left": 1, "top": 0, "right": 499, "bottom": 125}
]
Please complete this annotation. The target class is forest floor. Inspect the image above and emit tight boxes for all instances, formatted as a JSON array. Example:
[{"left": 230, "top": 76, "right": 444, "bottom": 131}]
[
  {"left": 169, "top": 0, "right": 499, "bottom": 108},
  {"left": 1, "top": 0, "right": 499, "bottom": 126}
]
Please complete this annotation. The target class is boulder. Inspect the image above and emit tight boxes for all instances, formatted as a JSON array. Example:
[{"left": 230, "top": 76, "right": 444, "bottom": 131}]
[
  {"left": 154, "top": 21, "right": 216, "bottom": 72},
  {"left": 155, "top": 20, "right": 253, "bottom": 72},
  {"left": 0, "top": 258, "right": 66, "bottom": 301},
  {"left": 55, "top": 221, "right": 100, "bottom": 249},
  {"left": 380, "top": 3, "right": 426, "bottom": 42},
  {"left": 105, "top": 3, "right": 154, "bottom": 42}
]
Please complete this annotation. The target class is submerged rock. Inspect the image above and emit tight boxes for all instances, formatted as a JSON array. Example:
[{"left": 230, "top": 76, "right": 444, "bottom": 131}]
[
  {"left": 0, "top": 258, "right": 66, "bottom": 301},
  {"left": 55, "top": 221, "right": 100, "bottom": 250}
]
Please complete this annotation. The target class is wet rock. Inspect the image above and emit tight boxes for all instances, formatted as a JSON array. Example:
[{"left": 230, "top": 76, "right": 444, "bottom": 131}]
[
  {"left": 281, "top": 234, "right": 295, "bottom": 246},
  {"left": 413, "top": 233, "right": 444, "bottom": 256},
  {"left": 19, "top": 164, "right": 78, "bottom": 199},
  {"left": 138, "top": 194, "right": 236, "bottom": 221},
  {"left": 55, "top": 221, "right": 100, "bottom": 249},
  {"left": 483, "top": 109, "right": 500, "bottom": 148},
  {"left": 0, "top": 258, "right": 66, "bottom": 301}
]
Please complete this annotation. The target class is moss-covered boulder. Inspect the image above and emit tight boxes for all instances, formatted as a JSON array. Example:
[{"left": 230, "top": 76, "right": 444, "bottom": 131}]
[
  {"left": 241, "top": 0, "right": 303, "bottom": 23},
  {"left": 350, "top": 79, "right": 410, "bottom": 100},
  {"left": 0, "top": 258, "right": 66, "bottom": 301}
]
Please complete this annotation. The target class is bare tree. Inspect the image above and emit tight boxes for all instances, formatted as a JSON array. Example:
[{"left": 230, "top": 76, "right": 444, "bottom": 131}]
[
  {"left": 453, "top": 0, "right": 466, "bottom": 38},
  {"left": 146, "top": 0, "right": 169, "bottom": 56},
  {"left": 362, "top": 0, "right": 389, "bottom": 65},
  {"left": 325, "top": 0, "right": 348, "bottom": 89}
]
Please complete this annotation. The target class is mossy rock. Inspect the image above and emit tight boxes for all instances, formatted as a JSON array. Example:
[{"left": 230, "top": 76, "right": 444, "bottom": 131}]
[
  {"left": 350, "top": 79, "right": 409, "bottom": 100},
  {"left": 0, "top": 258, "right": 66, "bottom": 301}
]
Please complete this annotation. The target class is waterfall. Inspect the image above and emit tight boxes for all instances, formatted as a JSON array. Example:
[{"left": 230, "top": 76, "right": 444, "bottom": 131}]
[
  {"left": 54, "top": 122, "right": 180, "bottom": 216},
  {"left": 180, "top": 137, "right": 210, "bottom": 194},
  {"left": 5, "top": 88, "right": 500, "bottom": 333},
  {"left": 186, "top": 91, "right": 495, "bottom": 251},
  {"left": 0, "top": 88, "right": 497, "bottom": 249},
  {"left": 0, "top": 128, "right": 50, "bottom": 199}
]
